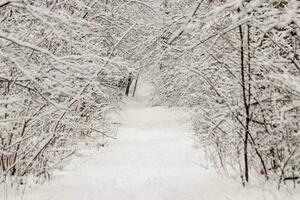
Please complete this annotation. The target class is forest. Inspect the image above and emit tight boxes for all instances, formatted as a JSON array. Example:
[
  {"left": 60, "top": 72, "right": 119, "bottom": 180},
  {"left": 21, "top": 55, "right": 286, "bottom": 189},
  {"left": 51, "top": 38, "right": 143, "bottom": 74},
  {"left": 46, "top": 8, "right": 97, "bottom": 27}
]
[{"left": 0, "top": 0, "right": 299, "bottom": 199}]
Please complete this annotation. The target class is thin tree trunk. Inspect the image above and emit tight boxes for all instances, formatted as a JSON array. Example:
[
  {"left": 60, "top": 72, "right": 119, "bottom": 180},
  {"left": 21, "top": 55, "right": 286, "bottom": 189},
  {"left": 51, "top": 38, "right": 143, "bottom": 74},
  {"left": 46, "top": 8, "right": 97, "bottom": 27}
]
[
  {"left": 11, "top": 120, "right": 29, "bottom": 175},
  {"left": 132, "top": 72, "right": 140, "bottom": 97},
  {"left": 239, "top": 24, "right": 250, "bottom": 183}
]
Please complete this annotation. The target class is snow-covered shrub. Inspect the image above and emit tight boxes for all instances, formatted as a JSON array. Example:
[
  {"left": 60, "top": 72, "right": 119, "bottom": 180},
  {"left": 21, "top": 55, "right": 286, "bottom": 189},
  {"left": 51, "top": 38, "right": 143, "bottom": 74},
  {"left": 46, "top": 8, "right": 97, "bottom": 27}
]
[
  {"left": 150, "top": 0, "right": 300, "bottom": 188},
  {"left": 0, "top": 0, "right": 153, "bottom": 183}
]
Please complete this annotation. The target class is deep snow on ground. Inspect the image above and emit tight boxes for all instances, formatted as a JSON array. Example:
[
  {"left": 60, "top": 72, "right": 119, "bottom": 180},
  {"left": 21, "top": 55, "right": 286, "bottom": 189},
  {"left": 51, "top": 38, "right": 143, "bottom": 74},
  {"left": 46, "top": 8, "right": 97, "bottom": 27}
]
[{"left": 1, "top": 81, "right": 300, "bottom": 200}]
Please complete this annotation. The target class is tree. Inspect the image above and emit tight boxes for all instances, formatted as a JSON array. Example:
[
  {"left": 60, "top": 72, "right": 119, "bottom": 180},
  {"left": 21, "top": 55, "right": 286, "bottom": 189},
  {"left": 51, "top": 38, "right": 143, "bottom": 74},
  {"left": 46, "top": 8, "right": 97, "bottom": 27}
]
[
  {"left": 0, "top": 0, "right": 157, "bottom": 184},
  {"left": 149, "top": 0, "right": 300, "bottom": 187}
]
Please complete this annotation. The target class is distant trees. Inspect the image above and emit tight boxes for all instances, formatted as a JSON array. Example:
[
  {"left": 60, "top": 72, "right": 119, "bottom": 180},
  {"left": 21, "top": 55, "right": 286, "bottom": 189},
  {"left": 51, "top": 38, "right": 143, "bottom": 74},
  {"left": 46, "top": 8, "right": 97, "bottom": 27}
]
[
  {"left": 0, "top": 0, "right": 156, "bottom": 183},
  {"left": 150, "top": 0, "right": 300, "bottom": 188}
]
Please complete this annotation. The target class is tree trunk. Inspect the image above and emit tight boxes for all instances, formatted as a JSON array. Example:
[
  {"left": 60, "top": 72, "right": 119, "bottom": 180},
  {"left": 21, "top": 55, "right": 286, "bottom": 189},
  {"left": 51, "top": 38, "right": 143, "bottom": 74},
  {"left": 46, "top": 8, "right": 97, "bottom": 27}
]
[
  {"left": 132, "top": 72, "right": 140, "bottom": 97},
  {"left": 239, "top": 24, "right": 250, "bottom": 183}
]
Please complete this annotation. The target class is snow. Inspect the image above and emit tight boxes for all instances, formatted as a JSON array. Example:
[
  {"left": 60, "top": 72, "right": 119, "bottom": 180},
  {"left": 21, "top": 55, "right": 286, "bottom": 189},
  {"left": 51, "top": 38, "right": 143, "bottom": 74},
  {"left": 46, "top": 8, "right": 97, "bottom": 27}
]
[{"left": 1, "top": 81, "right": 300, "bottom": 200}]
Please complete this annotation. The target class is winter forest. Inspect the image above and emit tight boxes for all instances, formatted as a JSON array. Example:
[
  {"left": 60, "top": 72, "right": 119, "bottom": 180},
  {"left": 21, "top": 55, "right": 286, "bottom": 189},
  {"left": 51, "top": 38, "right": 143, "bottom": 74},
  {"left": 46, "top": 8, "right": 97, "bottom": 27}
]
[{"left": 0, "top": 0, "right": 299, "bottom": 199}]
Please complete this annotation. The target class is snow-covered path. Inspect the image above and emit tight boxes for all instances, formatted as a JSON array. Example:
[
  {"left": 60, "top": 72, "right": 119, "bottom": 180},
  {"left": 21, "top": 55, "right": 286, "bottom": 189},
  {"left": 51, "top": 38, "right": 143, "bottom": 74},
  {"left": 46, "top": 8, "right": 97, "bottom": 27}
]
[
  {"left": 20, "top": 99, "right": 216, "bottom": 200},
  {"left": 2, "top": 84, "right": 299, "bottom": 200}
]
